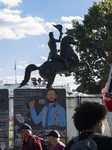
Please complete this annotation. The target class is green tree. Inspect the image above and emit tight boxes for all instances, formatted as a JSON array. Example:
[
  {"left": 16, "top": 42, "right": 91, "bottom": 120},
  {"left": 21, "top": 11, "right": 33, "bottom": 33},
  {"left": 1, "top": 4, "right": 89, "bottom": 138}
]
[{"left": 66, "top": 0, "right": 112, "bottom": 94}]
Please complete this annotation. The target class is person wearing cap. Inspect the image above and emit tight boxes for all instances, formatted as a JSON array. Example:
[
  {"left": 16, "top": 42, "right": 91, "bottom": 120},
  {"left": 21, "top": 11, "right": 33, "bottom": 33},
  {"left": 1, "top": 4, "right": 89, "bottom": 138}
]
[
  {"left": 18, "top": 123, "right": 42, "bottom": 150},
  {"left": 29, "top": 88, "right": 66, "bottom": 127},
  {"left": 46, "top": 130, "right": 65, "bottom": 150}
]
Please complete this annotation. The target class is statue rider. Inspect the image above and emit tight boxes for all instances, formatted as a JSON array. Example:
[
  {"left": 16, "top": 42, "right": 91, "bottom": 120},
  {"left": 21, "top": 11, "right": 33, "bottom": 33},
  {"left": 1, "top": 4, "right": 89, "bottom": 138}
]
[{"left": 47, "top": 25, "right": 73, "bottom": 73}]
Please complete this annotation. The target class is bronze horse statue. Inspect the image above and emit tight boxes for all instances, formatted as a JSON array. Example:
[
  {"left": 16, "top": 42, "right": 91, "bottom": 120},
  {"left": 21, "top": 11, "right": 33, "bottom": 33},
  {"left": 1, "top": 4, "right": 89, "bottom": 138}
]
[{"left": 19, "top": 35, "right": 92, "bottom": 88}]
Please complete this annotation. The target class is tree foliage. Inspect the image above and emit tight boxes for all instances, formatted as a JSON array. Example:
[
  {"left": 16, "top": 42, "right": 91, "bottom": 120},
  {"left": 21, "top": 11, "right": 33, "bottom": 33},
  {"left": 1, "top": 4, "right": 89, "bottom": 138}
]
[{"left": 66, "top": 0, "right": 112, "bottom": 94}]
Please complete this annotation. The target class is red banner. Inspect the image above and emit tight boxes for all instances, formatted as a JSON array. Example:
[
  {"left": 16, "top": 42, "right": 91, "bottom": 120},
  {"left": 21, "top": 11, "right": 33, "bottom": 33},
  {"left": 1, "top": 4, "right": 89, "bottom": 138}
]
[{"left": 102, "top": 82, "right": 112, "bottom": 112}]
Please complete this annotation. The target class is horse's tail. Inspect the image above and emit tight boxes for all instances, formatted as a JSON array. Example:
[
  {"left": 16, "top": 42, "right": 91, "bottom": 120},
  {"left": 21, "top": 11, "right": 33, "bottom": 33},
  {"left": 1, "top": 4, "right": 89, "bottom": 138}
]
[{"left": 19, "top": 64, "right": 40, "bottom": 88}]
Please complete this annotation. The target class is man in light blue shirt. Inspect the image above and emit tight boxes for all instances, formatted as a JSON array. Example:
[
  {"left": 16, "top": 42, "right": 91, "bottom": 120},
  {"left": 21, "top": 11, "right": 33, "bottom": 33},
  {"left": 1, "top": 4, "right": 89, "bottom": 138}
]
[{"left": 29, "top": 88, "right": 66, "bottom": 127}]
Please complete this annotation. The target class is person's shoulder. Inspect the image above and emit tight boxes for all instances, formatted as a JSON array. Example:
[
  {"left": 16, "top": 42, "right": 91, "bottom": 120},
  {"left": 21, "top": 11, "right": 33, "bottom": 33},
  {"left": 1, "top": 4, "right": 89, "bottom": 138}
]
[
  {"left": 29, "top": 135, "right": 42, "bottom": 150},
  {"left": 32, "top": 136, "right": 42, "bottom": 148},
  {"left": 31, "top": 134, "right": 41, "bottom": 143},
  {"left": 94, "top": 134, "right": 112, "bottom": 141},
  {"left": 41, "top": 105, "right": 47, "bottom": 110},
  {"left": 93, "top": 134, "right": 112, "bottom": 150},
  {"left": 56, "top": 142, "right": 65, "bottom": 150},
  {"left": 55, "top": 103, "right": 65, "bottom": 112},
  {"left": 58, "top": 141, "right": 65, "bottom": 147},
  {"left": 65, "top": 139, "right": 74, "bottom": 150},
  {"left": 59, "top": 105, "right": 65, "bottom": 112},
  {"left": 50, "top": 37, "right": 55, "bottom": 41},
  {"left": 56, "top": 102, "right": 64, "bottom": 108}
]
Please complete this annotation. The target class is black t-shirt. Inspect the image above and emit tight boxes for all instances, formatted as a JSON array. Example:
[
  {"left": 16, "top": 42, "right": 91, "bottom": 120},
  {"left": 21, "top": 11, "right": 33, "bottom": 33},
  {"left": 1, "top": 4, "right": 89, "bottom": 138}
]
[{"left": 65, "top": 132, "right": 112, "bottom": 150}]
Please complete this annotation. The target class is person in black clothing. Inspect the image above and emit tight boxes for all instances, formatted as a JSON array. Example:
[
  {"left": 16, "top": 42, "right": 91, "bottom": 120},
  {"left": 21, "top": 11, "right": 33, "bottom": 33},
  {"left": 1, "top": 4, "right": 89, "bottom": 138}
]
[{"left": 65, "top": 101, "right": 112, "bottom": 150}]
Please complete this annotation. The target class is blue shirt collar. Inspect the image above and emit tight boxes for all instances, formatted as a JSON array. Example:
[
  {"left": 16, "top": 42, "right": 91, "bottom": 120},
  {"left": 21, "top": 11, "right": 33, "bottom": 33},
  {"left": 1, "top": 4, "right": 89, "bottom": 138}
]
[{"left": 47, "top": 102, "right": 56, "bottom": 107}]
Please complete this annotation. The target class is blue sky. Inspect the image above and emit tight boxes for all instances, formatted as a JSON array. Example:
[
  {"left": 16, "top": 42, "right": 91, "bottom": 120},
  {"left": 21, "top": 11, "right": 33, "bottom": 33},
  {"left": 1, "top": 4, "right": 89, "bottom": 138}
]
[{"left": 0, "top": 0, "right": 100, "bottom": 89}]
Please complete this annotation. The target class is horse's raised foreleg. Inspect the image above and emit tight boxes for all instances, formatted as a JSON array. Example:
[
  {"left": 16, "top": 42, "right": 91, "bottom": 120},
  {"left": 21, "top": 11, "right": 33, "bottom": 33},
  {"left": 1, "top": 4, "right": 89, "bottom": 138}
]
[{"left": 72, "top": 61, "right": 93, "bottom": 76}]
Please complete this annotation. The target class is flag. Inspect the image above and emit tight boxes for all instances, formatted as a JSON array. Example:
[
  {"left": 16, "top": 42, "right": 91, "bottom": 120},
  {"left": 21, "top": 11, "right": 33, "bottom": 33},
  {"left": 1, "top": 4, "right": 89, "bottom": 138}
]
[
  {"left": 14, "top": 61, "right": 17, "bottom": 83},
  {"left": 14, "top": 61, "right": 16, "bottom": 70}
]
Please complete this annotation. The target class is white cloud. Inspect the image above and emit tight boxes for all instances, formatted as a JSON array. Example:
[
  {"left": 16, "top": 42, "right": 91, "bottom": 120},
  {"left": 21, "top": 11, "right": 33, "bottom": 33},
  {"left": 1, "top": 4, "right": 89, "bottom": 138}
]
[
  {"left": 0, "top": 0, "right": 22, "bottom": 8},
  {"left": 1, "top": 75, "right": 24, "bottom": 84},
  {"left": 0, "top": 8, "right": 47, "bottom": 39},
  {"left": 16, "top": 75, "right": 24, "bottom": 81},
  {"left": 35, "top": 63, "right": 41, "bottom": 67},
  {"left": 61, "top": 16, "right": 83, "bottom": 22},
  {"left": 4, "top": 75, "right": 16, "bottom": 80},
  {"left": 17, "top": 63, "right": 41, "bottom": 69},
  {"left": 41, "top": 56, "right": 47, "bottom": 60},
  {"left": 63, "top": 23, "right": 73, "bottom": 29},
  {"left": 45, "top": 22, "right": 56, "bottom": 29},
  {"left": 39, "top": 44, "right": 46, "bottom": 48},
  {"left": 61, "top": 16, "right": 84, "bottom": 30},
  {"left": 0, "top": 8, "right": 84, "bottom": 40},
  {"left": 19, "top": 61, "right": 27, "bottom": 64},
  {"left": 44, "top": 22, "right": 58, "bottom": 33},
  {"left": 0, "top": 68, "right": 2, "bottom": 71},
  {"left": 17, "top": 64, "right": 28, "bottom": 69}
]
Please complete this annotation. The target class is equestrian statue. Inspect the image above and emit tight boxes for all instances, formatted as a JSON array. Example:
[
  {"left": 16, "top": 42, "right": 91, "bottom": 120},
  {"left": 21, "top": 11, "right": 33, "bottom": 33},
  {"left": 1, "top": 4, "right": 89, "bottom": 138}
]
[{"left": 19, "top": 24, "right": 92, "bottom": 88}]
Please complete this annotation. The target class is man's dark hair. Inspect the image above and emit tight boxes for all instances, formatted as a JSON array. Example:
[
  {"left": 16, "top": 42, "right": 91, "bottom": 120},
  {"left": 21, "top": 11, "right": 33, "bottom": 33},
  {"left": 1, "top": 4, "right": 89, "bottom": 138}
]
[
  {"left": 72, "top": 101, "right": 107, "bottom": 132},
  {"left": 46, "top": 88, "right": 57, "bottom": 96}
]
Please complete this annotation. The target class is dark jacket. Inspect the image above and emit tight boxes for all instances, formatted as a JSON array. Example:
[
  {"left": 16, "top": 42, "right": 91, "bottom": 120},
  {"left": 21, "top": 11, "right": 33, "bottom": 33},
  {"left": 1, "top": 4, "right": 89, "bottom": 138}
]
[
  {"left": 65, "top": 132, "right": 112, "bottom": 150},
  {"left": 22, "top": 133, "right": 42, "bottom": 150}
]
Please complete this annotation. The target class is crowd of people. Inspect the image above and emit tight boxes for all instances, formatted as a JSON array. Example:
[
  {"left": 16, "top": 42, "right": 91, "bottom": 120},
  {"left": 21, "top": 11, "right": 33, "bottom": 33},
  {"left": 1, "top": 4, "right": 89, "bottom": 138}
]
[{"left": 18, "top": 101, "right": 112, "bottom": 150}]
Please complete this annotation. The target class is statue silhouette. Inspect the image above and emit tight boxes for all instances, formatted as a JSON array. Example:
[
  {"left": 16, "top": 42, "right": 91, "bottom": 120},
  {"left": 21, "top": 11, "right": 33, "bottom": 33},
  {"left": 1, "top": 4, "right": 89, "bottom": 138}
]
[{"left": 19, "top": 24, "right": 92, "bottom": 88}]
